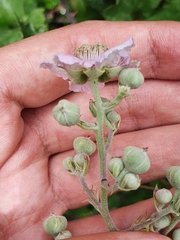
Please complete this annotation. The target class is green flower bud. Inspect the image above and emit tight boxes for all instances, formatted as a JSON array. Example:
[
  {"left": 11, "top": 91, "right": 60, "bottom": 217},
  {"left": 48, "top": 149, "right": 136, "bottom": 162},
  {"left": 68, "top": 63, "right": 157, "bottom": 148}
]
[
  {"left": 172, "top": 228, "right": 180, "bottom": 240},
  {"left": 73, "top": 153, "right": 90, "bottom": 176},
  {"left": 104, "top": 66, "right": 123, "bottom": 78},
  {"left": 55, "top": 230, "right": 72, "bottom": 239},
  {"left": 53, "top": 100, "right": 80, "bottom": 126},
  {"left": 118, "top": 173, "right": 141, "bottom": 191},
  {"left": 153, "top": 215, "right": 171, "bottom": 230},
  {"left": 73, "top": 136, "right": 96, "bottom": 155},
  {"left": 106, "top": 111, "right": 121, "bottom": 123},
  {"left": 63, "top": 156, "right": 75, "bottom": 174},
  {"left": 66, "top": 68, "right": 88, "bottom": 84},
  {"left": 155, "top": 188, "right": 172, "bottom": 204},
  {"left": 122, "top": 146, "right": 150, "bottom": 174},
  {"left": 108, "top": 157, "right": 124, "bottom": 178},
  {"left": 118, "top": 68, "right": 144, "bottom": 89},
  {"left": 166, "top": 166, "right": 180, "bottom": 189},
  {"left": 43, "top": 215, "right": 67, "bottom": 237}
]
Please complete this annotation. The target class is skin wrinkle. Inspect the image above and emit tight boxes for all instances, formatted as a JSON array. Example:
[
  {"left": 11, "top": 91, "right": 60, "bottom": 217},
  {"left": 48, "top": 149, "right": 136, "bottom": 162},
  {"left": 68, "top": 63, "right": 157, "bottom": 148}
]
[
  {"left": 148, "top": 25, "right": 161, "bottom": 80},
  {"left": 49, "top": 171, "right": 69, "bottom": 213}
]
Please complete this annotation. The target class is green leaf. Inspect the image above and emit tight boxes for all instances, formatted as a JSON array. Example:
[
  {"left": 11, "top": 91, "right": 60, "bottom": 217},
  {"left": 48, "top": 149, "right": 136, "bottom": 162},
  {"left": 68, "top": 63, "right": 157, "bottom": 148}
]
[
  {"left": 28, "top": 8, "right": 47, "bottom": 33},
  {"left": 103, "top": 1, "right": 134, "bottom": 21},
  {"left": 0, "top": 26, "right": 23, "bottom": 47}
]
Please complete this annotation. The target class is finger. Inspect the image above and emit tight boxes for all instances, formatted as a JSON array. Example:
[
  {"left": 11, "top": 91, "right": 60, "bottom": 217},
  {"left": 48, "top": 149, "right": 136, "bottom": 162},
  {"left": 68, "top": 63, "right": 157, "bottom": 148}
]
[
  {"left": 68, "top": 199, "right": 155, "bottom": 236},
  {"left": 70, "top": 231, "right": 170, "bottom": 240},
  {"left": 1, "top": 21, "right": 180, "bottom": 161},
  {"left": 67, "top": 199, "right": 170, "bottom": 240},
  {"left": 22, "top": 79, "right": 180, "bottom": 154},
  {"left": 0, "top": 21, "right": 180, "bottom": 108}
]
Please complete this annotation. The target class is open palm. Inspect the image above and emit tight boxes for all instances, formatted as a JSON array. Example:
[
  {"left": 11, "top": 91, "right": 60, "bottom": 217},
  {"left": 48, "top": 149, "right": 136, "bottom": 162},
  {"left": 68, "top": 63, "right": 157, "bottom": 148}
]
[{"left": 1, "top": 21, "right": 180, "bottom": 240}]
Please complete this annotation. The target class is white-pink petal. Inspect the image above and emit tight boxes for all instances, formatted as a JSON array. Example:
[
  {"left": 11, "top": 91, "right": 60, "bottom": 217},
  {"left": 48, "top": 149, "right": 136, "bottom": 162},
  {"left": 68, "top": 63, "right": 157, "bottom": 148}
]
[
  {"left": 40, "top": 62, "right": 69, "bottom": 79},
  {"left": 53, "top": 54, "right": 84, "bottom": 70},
  {"left": 96, "top": 38, "right": 134, "bottom": 68}
]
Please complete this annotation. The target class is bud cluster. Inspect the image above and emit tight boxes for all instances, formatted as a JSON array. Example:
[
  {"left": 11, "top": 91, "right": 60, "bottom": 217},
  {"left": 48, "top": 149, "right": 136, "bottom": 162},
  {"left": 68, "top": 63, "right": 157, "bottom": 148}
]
[
  {"left": 63, "top": 136, "right": 96, "bottom": 176},
  {"left": 108, "top": 146, "right": 150, "bottom": 191}
]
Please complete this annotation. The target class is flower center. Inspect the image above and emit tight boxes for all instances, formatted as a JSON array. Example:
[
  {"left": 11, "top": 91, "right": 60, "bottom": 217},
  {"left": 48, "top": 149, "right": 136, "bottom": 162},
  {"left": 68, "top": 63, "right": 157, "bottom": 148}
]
[{"left": 74, "top": 42, "right": 109, "bottom": 61}]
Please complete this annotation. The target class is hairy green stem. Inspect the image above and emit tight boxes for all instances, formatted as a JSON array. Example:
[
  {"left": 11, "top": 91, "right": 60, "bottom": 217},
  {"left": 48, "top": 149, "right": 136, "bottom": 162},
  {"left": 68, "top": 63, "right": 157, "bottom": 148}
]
[
  {"left": 127, "top": 204, "right": 175, "bottom": 231},
  {"left": 76, "top": 171, "right": 101, "bottom": 213},
  {"left": 90, "top": 77, "right": 118, "bottom": 231}
]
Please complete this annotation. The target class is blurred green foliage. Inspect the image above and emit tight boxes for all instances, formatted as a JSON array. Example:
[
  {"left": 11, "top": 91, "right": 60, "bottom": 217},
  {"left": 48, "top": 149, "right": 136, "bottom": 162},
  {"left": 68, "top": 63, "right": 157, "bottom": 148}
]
[{"left": 0, "top": 0, "right": 180, "bottom": 47}]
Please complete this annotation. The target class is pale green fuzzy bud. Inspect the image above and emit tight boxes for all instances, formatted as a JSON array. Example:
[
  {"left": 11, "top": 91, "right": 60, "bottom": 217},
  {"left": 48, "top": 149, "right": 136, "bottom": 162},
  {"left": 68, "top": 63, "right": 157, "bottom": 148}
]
[
  {"left": 119, "top": 173, "right": 141, "bottom": 191},
  {"left": 172, "top": 228, "right": 180, "bottom": 240},
  {"left": 73, "top": 153, "right": 90, "bottom": 176},
  {"left": 73, "top": 136, "right": 96, "bottom": 155},
  {"left": 55, "top": 230, "right": 72, "bottom": 239},
  {"left": 43, "top": 215, "right": 67, "bottom": 237},
  {"left": 63, "top": 156, "right": 75, "bottom": 174},
  {"left": 106, "top": 111, "right": 121, "bottom": 123},
  {"left": 53, "top": 100, "right": 80, "bottom": 126},
  {"left": 155, "top": 188, "right": 172, "bottom": 204},
  {"left": 118, "top": 68, "right": 144, "bottom": 89},
  {"left": 153, "top": 215, "right": 171, "bottom": 230},
  {"left": 166, "top": 166, "right": 180, "bottom": 189},
  {"left": 108, "top": 157, "right": 124, "bottom": 178},
  {"left": 122, "top": 146, "right": 150, "bottom": 174}
]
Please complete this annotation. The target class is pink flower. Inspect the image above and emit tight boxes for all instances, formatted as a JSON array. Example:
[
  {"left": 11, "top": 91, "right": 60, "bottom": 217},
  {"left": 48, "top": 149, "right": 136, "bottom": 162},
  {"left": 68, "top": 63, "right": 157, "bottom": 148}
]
[{"left": 40, "top": 38, "right": 137, "bottom": 93}]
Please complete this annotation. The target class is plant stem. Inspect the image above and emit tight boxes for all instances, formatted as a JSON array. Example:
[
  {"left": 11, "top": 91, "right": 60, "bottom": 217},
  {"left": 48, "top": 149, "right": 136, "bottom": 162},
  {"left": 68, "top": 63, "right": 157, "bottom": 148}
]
[
  {"left": 105, "top": 129, "right": 114, "bottom": 153},
  {"left": 127, "top": 204, "right": 175, "bottom": 231},
  {"left": 90, "top": 77, "right": 118, "bottom": 231},
  {"left": 76, "top": 171, "right": 101, "bottom": 213}
]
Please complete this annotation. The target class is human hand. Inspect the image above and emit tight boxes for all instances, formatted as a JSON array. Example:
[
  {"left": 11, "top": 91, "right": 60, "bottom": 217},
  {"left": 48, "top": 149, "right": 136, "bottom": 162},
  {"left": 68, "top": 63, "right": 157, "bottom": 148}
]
[{"left": 1, "top": 20, "right": 180, "bottom": 240}]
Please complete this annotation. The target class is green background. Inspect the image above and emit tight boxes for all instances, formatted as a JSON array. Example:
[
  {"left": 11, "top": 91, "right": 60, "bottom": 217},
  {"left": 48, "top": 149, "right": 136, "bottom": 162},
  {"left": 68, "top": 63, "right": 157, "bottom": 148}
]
[{"left": 0, "top": 0, "right": 174, "bottom": 220}]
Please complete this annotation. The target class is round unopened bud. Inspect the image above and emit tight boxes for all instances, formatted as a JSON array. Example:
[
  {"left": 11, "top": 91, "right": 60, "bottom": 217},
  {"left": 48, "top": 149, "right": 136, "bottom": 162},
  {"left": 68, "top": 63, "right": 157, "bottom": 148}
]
[
  {"left": 122, "top": 146, "right": 150, "bottom": 174},
  {"left": 155, "top": 188, "right": 172, "bottom": 204},
  {"left": 63, "top": 156, "right": 75, "bottom": 174},
  {"left": 108, "top": 157, "right": 124, "bottom": 178},
  {"left": 118, "top": 68, "right": 144, "bottom": 89},
  {"left": 73, "top": 153, "right": 90, "bottom": 176},
  {"left": 119, "top": 173, "right": 141, "bottom": 191},
  {"left": 55, "top": 230, "right": 72, "bottom": 239},
  {"left": 166, "top": 166, "right": 180, "bottom": 189},
  {"left": 53, "top": 100, "right": 80, "bottom": 126},
  {"left": 106, "top": 111, "right": 121, "bottom": 123},
  {"left": 43, "top": 215, "right": 67, "bottom": 237},
  {"left": 172, "top": 228, "right": 180, "bottom": 240},
  {"left": 73, "top": 136, "right": 96, "bottom": 155},
  {"left": 153, "top": 215, "right": 171, "bottom": 230}
]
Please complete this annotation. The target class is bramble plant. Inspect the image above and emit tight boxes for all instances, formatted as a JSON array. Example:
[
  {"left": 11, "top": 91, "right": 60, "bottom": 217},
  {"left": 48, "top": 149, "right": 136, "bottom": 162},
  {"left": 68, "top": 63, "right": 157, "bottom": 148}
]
[{"left": 40, "top": 39, "right": 180, "bottom": 239}]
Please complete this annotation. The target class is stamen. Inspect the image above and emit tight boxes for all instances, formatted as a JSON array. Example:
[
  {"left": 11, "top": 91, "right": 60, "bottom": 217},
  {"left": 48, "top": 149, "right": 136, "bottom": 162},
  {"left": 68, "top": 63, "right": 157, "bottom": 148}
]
[{"left": 74, "top": 42, "right": 109, "bottom": 61}]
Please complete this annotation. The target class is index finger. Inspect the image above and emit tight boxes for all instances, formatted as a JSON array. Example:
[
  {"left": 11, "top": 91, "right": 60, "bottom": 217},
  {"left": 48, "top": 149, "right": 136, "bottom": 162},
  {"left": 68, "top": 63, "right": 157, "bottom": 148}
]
[{"left": 0, "top": 21, "right": 180, "bottom": 108}]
